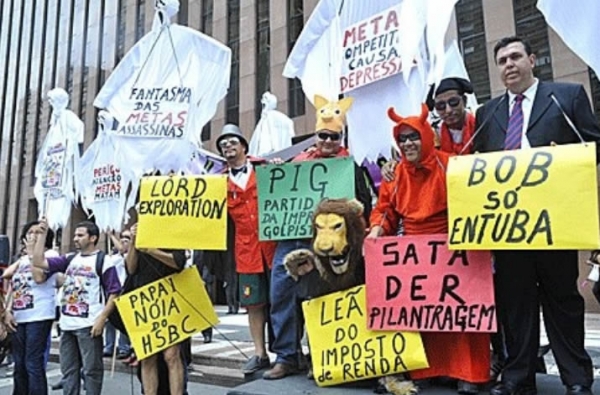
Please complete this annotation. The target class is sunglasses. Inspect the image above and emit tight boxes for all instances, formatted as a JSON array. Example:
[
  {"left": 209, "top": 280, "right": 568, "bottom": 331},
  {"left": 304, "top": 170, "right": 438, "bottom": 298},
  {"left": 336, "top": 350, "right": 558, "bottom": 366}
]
[
  {"left": 397, "top": 132, "right": 421, "bottom": 143},
  {"left": 434, "top": 96, "right": 462, "bottom": 111},
  {"left": 218, "top": 137, "right": 240, "bottom": 148},
  {"left": 317, "top": 132, "right": 342, "bottom": 141}
]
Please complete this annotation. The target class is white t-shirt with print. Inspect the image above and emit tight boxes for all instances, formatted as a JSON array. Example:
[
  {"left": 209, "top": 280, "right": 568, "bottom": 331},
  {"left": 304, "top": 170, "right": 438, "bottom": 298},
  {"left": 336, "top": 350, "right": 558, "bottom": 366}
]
[
  {"left": 11, "top": 253, "right": 58, "bottom": 324},
  {"left": 48, "top": 252, "right": 120, "bottom": 331}
]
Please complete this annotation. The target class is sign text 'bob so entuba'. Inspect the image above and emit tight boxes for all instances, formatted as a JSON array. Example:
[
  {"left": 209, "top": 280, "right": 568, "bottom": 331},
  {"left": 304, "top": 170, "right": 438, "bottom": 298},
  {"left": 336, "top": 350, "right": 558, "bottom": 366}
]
[
  {"left": 93, "top": 0, "right": 231, "bottom": 181},
  {"left": 136, "top": 175, "right": 228, "bottom": 250},
  {"left": 447, "top": 143, "right": 600, "bottom": 250}
]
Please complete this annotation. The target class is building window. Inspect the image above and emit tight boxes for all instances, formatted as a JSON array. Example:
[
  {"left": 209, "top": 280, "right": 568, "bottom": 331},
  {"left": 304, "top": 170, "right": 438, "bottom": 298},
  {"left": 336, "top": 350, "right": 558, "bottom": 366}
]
[
  {"left": 226, "top": 0, "right": 240, "bottom": 125},
  {"left": 256, "top": 0, "right": 270, "bottom": 121},
  {"left": 65, "top": 0, "right": 76, "bottom": 95},
  {"left": 79, "top": 0, "right": 91, "bottom": 120},
  {"left": 178, "top": 0, "right": 188, "bottom": 25},
  {"left": 116, "top": 0, "right": 127, "bottom": 63},
  {"left": 32, "top": 0, "right": 51, "bottom": 185},
  {"left": 96, "top": 0, "right": 106, "bottom": 106},
  {"left": 590, "top": 68, "right": 600, "bottom": 121},
  {"left": 287, "top": 0, "right": 305, "bottom": 117},
  {"left": 135, "top": 0, "right": 146, "bottom": 41},
  {"left": 513, "top": 0, "right": 553, "bottom": 82},
  {"left": 201, "top": 124, "right": 211, "bottom": 142},
  {"left": 455, "top": 0, "right": 491, "bottom": 102},
  {"left": 201, "top": 0, "right": 213, "bottom": 35}
]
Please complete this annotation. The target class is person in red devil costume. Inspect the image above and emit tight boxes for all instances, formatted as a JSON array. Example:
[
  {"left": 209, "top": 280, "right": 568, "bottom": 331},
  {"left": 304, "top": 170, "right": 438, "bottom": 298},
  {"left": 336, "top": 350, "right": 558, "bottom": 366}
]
[{"left": 368, "top": 104, "right": 490, "bottom": 394}]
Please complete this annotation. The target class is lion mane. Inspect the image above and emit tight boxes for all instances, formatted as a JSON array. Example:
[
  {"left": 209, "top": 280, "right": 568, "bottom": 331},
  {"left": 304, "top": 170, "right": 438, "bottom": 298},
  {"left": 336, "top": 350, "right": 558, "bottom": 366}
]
[{"left": 284, "top": 198, "right": 365, "bottom": 297}]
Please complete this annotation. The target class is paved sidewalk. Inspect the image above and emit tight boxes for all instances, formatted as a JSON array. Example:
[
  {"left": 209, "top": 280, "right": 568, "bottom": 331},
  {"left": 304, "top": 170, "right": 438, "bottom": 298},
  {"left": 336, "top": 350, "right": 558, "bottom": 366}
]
[{"left": 197, "top": 307, "right": 600, "bottom": 376}]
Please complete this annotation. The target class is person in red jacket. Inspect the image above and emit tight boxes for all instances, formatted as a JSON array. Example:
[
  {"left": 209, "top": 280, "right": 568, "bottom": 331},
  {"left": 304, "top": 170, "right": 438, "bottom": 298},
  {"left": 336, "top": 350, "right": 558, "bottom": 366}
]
[
  {"left": 368, "top": 104, "right": 489, "bottom": 394},
  {"left": 427, "top": 77, "right": 476, "bottom": 155},
  {"left": 217, "top": 124, "right": 277, "bottom": 375}
]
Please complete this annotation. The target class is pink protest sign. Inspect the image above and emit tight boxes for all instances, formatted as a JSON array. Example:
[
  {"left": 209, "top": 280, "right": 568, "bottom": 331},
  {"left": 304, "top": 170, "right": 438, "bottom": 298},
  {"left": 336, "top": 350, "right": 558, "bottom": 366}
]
[{"left": 364, "top": 234, "right": 496, "bottom": 333}]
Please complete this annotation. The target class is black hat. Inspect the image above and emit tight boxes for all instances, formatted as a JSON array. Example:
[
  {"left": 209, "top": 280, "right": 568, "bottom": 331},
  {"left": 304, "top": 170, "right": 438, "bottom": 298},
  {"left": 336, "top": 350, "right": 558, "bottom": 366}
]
[
  {"left": 426, "top": 77, "right": 474, "bottom": 110},
  {"left": 216, "top": 124, "right": 248, "bottom": 155}
]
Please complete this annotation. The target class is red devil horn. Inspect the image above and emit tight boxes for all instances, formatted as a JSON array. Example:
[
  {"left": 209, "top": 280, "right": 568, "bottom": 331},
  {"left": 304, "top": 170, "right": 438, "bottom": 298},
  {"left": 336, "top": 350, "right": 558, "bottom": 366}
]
[
  {"left": 387, "top": 107, "right": 403, "bottom": 123},
  {"left": 419, "top": 103, "right": 429, "bottom": 124}
]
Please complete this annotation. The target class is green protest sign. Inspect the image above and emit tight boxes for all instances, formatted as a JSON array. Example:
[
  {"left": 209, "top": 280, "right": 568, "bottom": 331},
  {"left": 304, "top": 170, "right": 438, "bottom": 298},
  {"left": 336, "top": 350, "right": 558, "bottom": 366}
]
[{"left": 256, "top": 157, "right": 356, "bottom": 241}]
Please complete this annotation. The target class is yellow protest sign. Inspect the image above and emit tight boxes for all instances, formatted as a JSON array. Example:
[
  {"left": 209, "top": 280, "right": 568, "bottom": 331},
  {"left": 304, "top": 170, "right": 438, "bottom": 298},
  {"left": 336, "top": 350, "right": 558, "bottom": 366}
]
[
  {"left": 447, "top": 143, "right": 600, "bottom": 250},
  {"left": 115, "top": 268, "right": 219, "bottom": 360},
  {"left": 302, "top": 285, "right": 428, "bottom": 387},
  {"left": 136, "top": 175, "right": 227, "bottom": 250}
]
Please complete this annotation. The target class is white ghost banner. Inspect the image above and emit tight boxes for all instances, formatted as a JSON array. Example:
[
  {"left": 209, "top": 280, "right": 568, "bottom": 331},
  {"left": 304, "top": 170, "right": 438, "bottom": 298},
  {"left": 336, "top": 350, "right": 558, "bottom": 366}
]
[
  {"left": 284, "top": 0, "right": 457, "bottom": 163},
  {"left": 249, "top": 92, "right": 295, "bottom": 157},
  {"left": 77, "top": 112, "right": 129, "bottom": 232},
  {"left": 537, "top": 0, "right": 600, "bottom": 77},
  {"left": 94, "top": 0, "right": 231, "bottom": 198},
  {"left": 34, "top": 88, "right": 84, "bottom": 230}
]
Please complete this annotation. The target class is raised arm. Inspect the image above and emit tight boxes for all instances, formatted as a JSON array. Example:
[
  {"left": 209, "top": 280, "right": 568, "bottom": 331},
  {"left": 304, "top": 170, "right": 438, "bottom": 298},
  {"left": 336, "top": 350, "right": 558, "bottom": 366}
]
[
  {"left": 126, "top": 223, "right": 140, "bottom": 275},
  {"left": 32, "top": 218, "right": 50, "bottom": 270}
]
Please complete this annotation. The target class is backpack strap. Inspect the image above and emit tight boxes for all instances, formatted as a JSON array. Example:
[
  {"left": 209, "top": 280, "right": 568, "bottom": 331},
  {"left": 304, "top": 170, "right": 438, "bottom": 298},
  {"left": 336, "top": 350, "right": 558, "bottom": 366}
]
[{"left": 95, "top": 251, "right": 106, "bottom": 303}]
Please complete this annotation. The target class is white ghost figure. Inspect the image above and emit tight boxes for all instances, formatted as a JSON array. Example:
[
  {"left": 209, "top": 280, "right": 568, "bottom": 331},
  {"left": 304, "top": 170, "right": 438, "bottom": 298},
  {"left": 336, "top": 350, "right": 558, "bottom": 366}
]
[
  {"left": 34, "top": 88, "right": 84, "bottom": 230},
  {"left": 153, "top": 0, "right": 180, "bottom": 29},
  {"left": 94, "top": 0, "right": 231, "bottom": 215},
  {"left": 248, "top": 92, "right": 295, "bottom": 157},
  {"left": 77, "top": 111, "right": 129, "bottom": 232}
]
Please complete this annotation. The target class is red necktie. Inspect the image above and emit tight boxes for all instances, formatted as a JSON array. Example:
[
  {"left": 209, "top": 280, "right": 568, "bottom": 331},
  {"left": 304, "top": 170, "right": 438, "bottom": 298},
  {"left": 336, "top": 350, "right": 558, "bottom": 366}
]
[{"left": 505, "top": 94, "right": 525, "bottom": 150}]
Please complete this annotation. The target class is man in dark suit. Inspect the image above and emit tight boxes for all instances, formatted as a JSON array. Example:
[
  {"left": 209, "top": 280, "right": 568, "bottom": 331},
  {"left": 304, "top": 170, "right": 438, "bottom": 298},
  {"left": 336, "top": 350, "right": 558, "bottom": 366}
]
[{"left": 474, "top": 36, "right": 600, "bottom": 395}]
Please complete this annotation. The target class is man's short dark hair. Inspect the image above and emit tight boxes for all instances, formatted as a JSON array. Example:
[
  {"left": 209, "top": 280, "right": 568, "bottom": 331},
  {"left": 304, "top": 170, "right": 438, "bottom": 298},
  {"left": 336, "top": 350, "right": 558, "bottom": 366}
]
[
  {"left": 75, "top": 221, "right": 100, "bottom": 245},
  {"left": 21, "top": 220, "right": 54, "bottom": 250},
  {"left": 493, "top": 36, "right": 533, "bottom": 60}
]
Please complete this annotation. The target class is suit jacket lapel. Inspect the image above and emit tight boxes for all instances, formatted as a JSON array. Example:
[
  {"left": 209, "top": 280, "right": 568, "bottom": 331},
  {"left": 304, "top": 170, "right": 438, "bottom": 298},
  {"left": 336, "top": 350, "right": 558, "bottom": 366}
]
[
  {"left": 527, "top": 82, "right": 552, "bottom": 132},
  {"left": 493, "top": 93, "right": 509, "bottom": 133}
]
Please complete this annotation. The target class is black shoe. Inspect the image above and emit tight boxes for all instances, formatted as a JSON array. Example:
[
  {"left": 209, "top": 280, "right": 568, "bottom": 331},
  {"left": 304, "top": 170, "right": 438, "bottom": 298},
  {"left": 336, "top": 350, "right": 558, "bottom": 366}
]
[
  {"left": 490, "top": 382, "right": 537, "bottom": 395},
  {"left": 102, "top": 350, "right": 112, "bottom": 357},
  {"left": 566, "top": 385, "right": 593, "bottom": 395},
  {"left": 242, "top": 355, "right": 270, "bottom": 374},
  {"left": 50, "top": 380, "right": 64, "bottom": 391},
  {"left": 116, "top": 352, "right": 129, "bottom": 360},
  {"left": 203, "top": 333, "right": 212, "bottom": 343}
]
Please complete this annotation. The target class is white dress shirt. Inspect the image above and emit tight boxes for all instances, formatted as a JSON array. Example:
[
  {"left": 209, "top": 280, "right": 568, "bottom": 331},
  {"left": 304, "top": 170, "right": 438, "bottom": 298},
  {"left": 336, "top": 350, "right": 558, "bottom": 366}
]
[
  {"left": 507, "top": 78, "right": 539, "bottom": 149},
  {"left": 229, "top": 160, "right": 252, "bottom": 190}
]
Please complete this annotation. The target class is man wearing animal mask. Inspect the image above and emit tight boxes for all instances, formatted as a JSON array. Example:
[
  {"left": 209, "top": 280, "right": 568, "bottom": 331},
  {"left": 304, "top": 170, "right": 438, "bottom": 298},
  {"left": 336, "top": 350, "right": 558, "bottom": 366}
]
[
  {"left": 264, "top": 95, "right": 373, "bottom": 380},
  {"left": 368, "top": 104, "right": 489, "bottom": 394}
]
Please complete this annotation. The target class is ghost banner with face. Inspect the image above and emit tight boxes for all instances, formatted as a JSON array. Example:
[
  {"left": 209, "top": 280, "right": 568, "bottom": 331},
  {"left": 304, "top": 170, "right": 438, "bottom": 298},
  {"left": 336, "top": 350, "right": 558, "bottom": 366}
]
[
  {"left": 34, "top": 88, "right": 84, "bottom": 230},
  {"left": 248, "top": 92, "right": 295, "bottom": 157},
  {"left": 76, "top": 111, "right": 129, "bottom": 232},
  {"left": 94, "top": 0, "right": 231, "bottom": 197}
]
